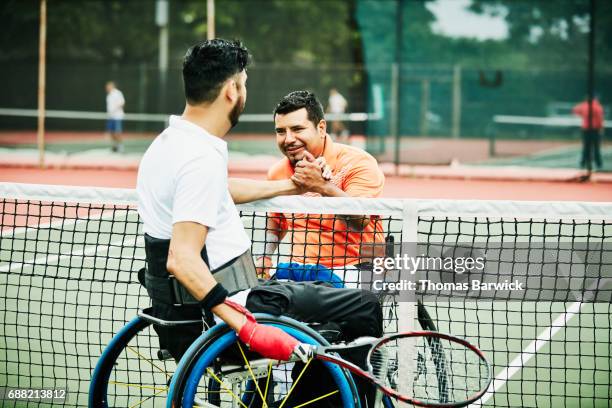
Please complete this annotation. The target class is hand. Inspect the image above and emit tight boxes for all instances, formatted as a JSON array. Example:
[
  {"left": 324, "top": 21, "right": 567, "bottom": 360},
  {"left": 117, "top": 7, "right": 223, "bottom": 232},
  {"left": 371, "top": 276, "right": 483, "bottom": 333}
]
[
  {"left": 239, "top": 316, "right": 302, "bottom": 361},
  {"left": 224, "top": 300, "right": 302, "bottom": 361},
  {"left": 255, "top": 256, "right": 273, "bottom": 279},
  {"left": 292, "top": 152, "right": 330, "bottom": 194},
  {"left": 315, "top": 157, "right": 333, "bottom": 181}
]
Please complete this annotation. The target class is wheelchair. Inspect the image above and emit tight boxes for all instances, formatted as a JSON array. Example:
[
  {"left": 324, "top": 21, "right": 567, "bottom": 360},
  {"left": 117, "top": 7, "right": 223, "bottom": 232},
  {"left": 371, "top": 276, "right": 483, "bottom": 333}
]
[
  {"left": 89, "top": 297, "right": 441, "bottom": 407},
  {"left": 89, "top": 307, "right": 376, "bottom": 407}
]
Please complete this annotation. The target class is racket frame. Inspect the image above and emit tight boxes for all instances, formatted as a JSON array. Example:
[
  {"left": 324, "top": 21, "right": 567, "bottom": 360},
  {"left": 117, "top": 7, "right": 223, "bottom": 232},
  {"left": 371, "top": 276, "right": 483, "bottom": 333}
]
[{"left": 312, "top": 331, "right": 492, "bottom": 408}]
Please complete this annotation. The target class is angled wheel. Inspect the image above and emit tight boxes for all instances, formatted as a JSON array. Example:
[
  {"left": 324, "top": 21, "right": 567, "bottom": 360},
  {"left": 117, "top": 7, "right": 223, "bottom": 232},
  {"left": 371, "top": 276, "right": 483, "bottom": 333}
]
[
  {"left": 89, "top": 309, "right": 200, "bottom": 407},
  {"left": 167, "top": 314, "right": 361, "bottom": 408}
]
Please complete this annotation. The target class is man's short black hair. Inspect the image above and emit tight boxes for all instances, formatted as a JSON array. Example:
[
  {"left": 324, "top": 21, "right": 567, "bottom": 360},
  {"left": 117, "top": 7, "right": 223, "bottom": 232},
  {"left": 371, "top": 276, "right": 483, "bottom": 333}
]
[
  {"left": 182, "top": 39, "right": 250, "bottom": 105},
  {"left": 273, "top": 90, "right": 324, "bottom": 125}
]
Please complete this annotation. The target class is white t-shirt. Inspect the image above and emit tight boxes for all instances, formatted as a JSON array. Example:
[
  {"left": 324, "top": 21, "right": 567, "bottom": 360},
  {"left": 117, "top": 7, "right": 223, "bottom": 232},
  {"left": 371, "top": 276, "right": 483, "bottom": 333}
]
[
  {"left": 106, "top": 89, "right": 125, "bottom": 120},
  {"left": 136, "top": 115, "right": 251, "bottom": 270},
  {"left": 328, "top": 93, "right": 348, "bottom": 114}
]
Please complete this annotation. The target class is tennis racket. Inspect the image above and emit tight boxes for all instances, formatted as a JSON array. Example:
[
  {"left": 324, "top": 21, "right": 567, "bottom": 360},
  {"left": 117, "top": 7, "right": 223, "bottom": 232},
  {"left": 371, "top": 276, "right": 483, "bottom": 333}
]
[{"left": 297, "top": 331, "right": 491, "bottom": 407}]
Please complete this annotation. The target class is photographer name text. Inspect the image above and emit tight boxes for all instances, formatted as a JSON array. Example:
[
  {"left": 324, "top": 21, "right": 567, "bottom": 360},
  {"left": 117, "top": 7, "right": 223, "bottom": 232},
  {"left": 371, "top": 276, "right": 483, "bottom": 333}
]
[{"left": 372, "top": 279, "right": 524, "bottom": 292}]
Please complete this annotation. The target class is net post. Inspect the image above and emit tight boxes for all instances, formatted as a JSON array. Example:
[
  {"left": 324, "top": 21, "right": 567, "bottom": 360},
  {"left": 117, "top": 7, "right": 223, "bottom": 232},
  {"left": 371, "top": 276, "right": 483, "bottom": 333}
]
[
  {"left": 390, "top": 63, "right": 400, "bottom": 174},
  {"left": 396, "top": 202, "right": 418, "bottom": 404},
  {"left": 37, "top": 0, "right": 47, "bottom": 169},
  {"left": 207, "top": 0, "right": 215, "bottom": 39},
  {"left": 420, "top": 79, "right": 430, "bottom": 136},
  {"left": 452, "top": 64, "right": 462, "bottom": 139}
]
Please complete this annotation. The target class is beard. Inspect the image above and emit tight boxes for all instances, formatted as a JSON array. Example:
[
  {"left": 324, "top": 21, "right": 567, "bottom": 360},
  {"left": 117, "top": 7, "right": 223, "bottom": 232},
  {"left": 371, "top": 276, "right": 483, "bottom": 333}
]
[
  {"left": 286, "top": 148, "right": 306, "bottom": 166},
  {"left": 228, "top": 95, "right": 245, "bottom": 129}
]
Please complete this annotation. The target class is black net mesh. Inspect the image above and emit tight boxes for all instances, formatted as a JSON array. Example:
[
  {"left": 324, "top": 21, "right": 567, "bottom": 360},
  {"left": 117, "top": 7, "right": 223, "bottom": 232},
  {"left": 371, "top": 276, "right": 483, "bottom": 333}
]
[{"left": 0, "top": 191, "right": 610, "bottom": 407}]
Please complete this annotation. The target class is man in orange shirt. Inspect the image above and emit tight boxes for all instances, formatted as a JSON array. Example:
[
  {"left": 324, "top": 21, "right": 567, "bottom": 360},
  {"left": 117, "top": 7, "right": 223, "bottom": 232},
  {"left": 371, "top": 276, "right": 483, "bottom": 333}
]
[
  {"left": 255, "top": 90, "right": 385, "bottom": 287},
  {"left": 573, "top": 96, "right": 605, "bottom": 169}
]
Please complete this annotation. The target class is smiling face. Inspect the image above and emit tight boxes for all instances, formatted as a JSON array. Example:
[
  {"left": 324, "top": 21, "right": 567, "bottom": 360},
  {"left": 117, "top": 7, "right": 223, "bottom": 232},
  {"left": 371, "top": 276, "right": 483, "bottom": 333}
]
[{"left": 274, "top": 108, "right": 326, "bottom": 165}]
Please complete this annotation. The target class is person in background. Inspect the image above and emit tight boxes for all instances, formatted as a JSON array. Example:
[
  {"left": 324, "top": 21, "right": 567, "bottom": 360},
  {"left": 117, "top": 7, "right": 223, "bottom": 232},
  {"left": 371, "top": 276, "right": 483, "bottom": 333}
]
[
  {"left": 573, "top": 96, "right": 605, "bottom": 170},
  {"left": 105, "top": 81, "right": 125, "bottom": 153},
  {"left": 256, "top": 90, "right": 386, "bottom": 288},
  {"left": 327, "top": 87, "right": 349, "bottom": 143}
]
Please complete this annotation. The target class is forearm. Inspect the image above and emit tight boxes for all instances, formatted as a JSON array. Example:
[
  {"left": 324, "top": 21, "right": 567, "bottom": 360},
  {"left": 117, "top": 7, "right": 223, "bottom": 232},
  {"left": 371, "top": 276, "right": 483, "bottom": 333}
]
[
  {"left": 167, "top": 253, "right": 246, "bottom": 331},
  {"left": 318, "top": 183, "right": 371, "bottom": 231},
  {"left": 264, "top": 218, "right": 287, "bottom": 255},
  {"left": 229, "top": 178, "right": 299, "bottom": 204},
  {"left": 167, "top": 253, "right": 218, "bottom": 300},
  {"left": 211, "top": 303, "right": 245, "bottom": 331}
]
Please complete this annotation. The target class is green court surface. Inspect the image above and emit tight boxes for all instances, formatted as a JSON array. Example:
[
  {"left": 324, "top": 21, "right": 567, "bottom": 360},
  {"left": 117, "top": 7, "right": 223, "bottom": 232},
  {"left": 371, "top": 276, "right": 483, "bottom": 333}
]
[
  {"left": 0, "top": 134, "right": 283, "bottom": 157},
  {"left": 4, "top": 131, "right": 611, "bottom": 172},
  {"left": 1, "top": 196, "right": 611, "bottom": 407},
  {"left": 426, "top": 302, "right": 612, "bottom": 407}
]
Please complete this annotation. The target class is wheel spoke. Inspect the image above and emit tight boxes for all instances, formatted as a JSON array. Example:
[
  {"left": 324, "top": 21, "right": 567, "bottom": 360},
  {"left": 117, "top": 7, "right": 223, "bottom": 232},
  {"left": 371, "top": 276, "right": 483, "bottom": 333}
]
[
  {"left": 262, "top": 359, "right": 273, "bottom": 403},
  {"left": 278, "top": 358, "right": 312, "bottom": 408},
  {"left": 292, "top": 390, "right": 340, "bottom": 408},
  {"left": 108, "top": 381, "right": 167, "bottom": 392},
  {"left": 126, "top": 345, "right": 172, "bottom": 379},
  {"left": 206, "top": 367, "right": 249, "bottom": 408},
  {"left": 127, "top": 386, "right": 167, "bottom": 408},
  {"left": 237, "top": 342, "right": 268, "bottom": 406}
]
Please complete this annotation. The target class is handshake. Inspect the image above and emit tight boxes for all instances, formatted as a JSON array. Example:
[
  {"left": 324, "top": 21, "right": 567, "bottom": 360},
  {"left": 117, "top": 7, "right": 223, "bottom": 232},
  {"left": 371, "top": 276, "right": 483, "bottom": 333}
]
[
  {"left": 256, "top": 150, "right": 333, "bottom": 279},
  {"left": 290, "top": 151, "right": 333, "bottom": 193}
]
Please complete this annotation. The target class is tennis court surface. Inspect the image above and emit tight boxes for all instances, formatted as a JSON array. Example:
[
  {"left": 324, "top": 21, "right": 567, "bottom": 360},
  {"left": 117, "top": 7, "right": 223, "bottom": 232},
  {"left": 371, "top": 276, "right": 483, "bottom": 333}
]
[{"left": 1, "top": 182, "right": 611, "bottom": 407}]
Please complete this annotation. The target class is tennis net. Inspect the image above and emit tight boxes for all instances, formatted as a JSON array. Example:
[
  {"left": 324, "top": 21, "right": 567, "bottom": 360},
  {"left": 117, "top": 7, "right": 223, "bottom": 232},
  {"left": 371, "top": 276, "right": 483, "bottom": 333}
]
[{"left": 0, "top": 182, "right": 611, "bottom": 407}]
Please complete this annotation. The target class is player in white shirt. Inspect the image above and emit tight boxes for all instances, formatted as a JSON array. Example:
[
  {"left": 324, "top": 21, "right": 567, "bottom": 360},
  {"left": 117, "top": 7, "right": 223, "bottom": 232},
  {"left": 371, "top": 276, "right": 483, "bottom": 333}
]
[
  {"left": 137, "top": 39, "right": 308, "bottom": 362},
  {"left": 105, "top": 81, "right": 125, "bottom": 153}
]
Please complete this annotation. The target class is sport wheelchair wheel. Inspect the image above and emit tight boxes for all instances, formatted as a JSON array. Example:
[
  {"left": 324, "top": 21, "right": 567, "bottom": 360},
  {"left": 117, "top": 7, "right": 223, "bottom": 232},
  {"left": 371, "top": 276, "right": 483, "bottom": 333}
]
[
  {"left": 89, "top": 308, "right": 201, "bottom": 407},
  {"left": 167, "top": 314, "right": 361, "bottom": 408}
]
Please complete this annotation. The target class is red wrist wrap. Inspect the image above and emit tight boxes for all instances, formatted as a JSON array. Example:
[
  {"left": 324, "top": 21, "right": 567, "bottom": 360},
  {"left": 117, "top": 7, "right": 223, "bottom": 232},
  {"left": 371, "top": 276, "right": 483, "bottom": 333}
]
[{"left": 224, "top": 299, "right": 298, "bottom": 361}]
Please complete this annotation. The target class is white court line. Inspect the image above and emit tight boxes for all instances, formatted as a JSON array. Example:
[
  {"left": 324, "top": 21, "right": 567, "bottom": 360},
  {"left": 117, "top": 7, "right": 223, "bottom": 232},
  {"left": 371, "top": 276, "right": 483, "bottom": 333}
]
[
  {"left": 1, "top": 209, "right": 132, "bottom": 238},
  {"left": 473, "top": 278, "right": 609, "bottom": 407},
  {"left": 2, "top": 215, "right": 90, "bottom": 238},
  {"left": 0, "top": 235, "right": 142, "bottom": 273}
]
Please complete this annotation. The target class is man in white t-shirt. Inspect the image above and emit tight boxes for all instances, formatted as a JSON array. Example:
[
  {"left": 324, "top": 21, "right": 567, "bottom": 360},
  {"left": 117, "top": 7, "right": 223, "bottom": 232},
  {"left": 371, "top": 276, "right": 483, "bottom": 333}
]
[
  {"left": 105, "top": 81, "right": 125, "bottom": 153},
  {"left": 327, "top": 88, "right": 349, "bottom": 142},
  {"left": 137, "top": 39, "right": 309, "bottom": 363}
]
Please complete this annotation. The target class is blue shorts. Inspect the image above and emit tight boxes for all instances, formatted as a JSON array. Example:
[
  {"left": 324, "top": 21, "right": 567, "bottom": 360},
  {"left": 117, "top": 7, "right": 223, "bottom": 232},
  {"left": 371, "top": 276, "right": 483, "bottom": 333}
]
[{"left": 106, "top": 119, "right": 123, "bottom": 133}]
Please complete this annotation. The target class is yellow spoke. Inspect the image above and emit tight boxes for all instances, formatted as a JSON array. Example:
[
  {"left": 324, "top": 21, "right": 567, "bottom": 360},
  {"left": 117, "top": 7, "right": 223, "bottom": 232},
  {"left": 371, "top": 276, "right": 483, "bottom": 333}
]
[
  {"left": 126, "top": 345, "right": 172, "bottom": 379},
  {"left": 108, "top": 381, "right": 167, "bottom": 392},
  {"left": 293, "top": 390, "right": 340, "bottom": 408},
  {"left": 128, "top": 386, "right": 167, "bottom": 408},
  {"left": 278, "top": 358, "right": 312, "bottom": 408},
  {"left": 263, "top": 359, "right": 273, "bottom": 403},
  {"left": 199, "top": 390, "right": 256, "bottom": 394},
  {"left": 206, "top": 367, "right": 249, "bottom": 408},
  {"left": 237, "top": 342, "right": 267, "bottom": 407}
]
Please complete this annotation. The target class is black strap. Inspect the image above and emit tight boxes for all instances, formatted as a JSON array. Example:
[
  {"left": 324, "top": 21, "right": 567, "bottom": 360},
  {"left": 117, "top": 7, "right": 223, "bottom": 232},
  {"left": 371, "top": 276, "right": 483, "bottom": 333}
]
[
  {"left": 200, "top": 283, "right": 229, "bottom": 311},
  {"left": 143, "top": 234, "right": 253, "bottom": 307}
]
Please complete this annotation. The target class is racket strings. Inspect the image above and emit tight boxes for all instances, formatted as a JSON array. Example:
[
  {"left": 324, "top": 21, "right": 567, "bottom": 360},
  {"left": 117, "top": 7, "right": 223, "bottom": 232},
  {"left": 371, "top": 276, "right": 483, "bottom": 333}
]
[{"left": 369, "top": 336, "right": 490, "bottom": 404}]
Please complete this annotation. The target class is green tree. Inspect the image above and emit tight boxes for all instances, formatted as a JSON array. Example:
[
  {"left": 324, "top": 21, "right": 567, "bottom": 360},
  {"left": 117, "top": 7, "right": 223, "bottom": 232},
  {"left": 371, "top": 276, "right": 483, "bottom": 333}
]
[
  {"left": 1, "top": 0, "right": 357, "bottom": 66},
  {"left": 0, "top": 0, "right": 158, "bottom": 63},
  {"left": 470, "top": 0, "right": 612, "bottom": 69}
]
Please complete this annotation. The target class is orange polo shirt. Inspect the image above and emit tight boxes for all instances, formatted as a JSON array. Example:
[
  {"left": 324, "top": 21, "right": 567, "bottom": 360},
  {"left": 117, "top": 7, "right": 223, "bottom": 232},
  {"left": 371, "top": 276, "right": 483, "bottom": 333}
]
[{"left": 267, "top": 135, "right": 385, "bottom": 267}]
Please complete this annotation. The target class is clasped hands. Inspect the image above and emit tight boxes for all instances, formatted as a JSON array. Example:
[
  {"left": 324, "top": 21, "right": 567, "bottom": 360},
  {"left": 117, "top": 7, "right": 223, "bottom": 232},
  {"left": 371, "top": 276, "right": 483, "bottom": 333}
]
[{"left": 291, "top": 151, "right": 333, "bottom": 194}]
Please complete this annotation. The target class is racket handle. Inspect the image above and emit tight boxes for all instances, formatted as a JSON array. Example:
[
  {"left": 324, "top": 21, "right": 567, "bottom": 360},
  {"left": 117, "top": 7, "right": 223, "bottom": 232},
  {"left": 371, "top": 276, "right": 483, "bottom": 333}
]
[{"left": 292, "top": 343, "right": 314, "bottom": 363}]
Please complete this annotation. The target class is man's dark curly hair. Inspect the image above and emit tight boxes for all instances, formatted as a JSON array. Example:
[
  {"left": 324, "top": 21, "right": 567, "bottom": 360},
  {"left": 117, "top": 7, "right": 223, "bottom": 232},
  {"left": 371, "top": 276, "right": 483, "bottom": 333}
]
[
  {"left": 182, "top": 39, "right": 251, "bottom": 105},
  {"left": 273, "top": 90, "right": 324, "bottom": 126}
]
